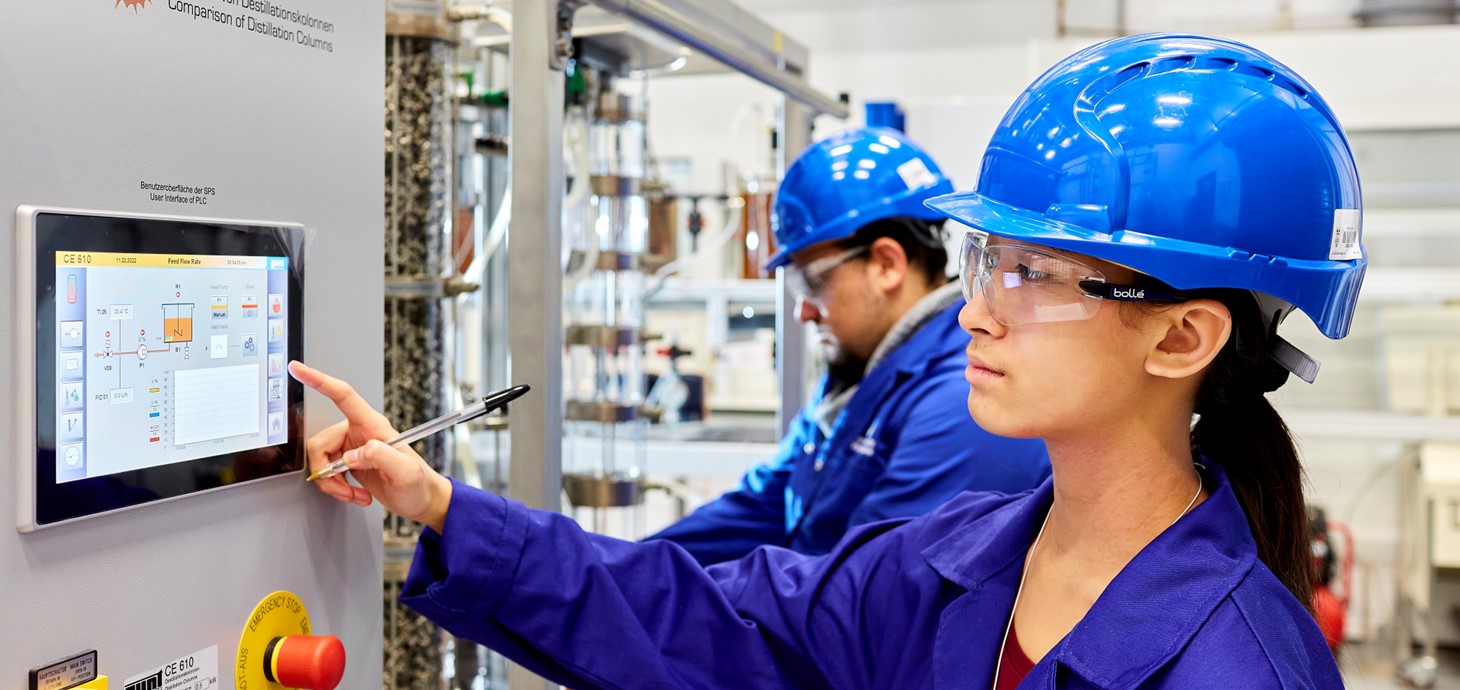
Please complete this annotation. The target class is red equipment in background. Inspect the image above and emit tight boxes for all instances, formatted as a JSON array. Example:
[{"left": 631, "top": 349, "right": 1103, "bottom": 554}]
[{"left": 1310, "top": 505, "right": 1356, "bottom": 652}]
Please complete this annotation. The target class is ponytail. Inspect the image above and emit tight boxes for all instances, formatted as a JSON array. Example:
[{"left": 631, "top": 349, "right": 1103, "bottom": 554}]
[{"left": 1189, "top": 290, "right": 1313, "bottom": 612}]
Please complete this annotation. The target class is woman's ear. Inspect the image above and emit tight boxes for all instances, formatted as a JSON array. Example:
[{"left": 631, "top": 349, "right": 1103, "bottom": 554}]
[{"left": 1145, "top": 299, "right": 1232, "bottom": 379}]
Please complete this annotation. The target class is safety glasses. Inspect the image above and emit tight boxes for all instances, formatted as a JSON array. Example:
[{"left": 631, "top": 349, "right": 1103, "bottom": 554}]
[
  {"left": 959, "top": 232, "right": 1198, "bottom": 325},
  {"left": 785, "top": 245, "right": 869, "bottom": 307}
]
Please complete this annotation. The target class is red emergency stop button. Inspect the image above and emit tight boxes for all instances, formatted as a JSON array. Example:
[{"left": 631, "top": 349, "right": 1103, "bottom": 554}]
[{"left": 263, "top": 635, "right": 346, "bottom": 690}]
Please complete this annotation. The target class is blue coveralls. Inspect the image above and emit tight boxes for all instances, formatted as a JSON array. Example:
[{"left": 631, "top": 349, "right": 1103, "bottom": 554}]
[
  {"left": 402, "top": 461, "right": 1342, "bottom": 688},
  {"left": 647, "top": 302, "right": 1051, "bottom": 564}
]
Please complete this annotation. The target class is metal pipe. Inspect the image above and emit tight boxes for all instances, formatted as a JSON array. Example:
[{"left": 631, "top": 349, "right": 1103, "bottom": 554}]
[
  {"left": 583, "top": 0, "right": 849, "bottom": 118},
  {"left": 1355, "top": 0, "right": 1458, "bottom": 26},
  {"left": 509, "top": 0, "right": 566, "bottom": 507},
  {"left": 506, "top": 3, "right": 566, "bottom": 683},
  {"left": 774, "top": 97, "right": 812, "bottom": 435}
]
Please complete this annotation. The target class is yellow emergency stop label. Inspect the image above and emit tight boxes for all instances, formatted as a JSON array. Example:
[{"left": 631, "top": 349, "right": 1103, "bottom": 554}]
[{"left": 236, "top": 591, "right": 312, "bottom": 690}]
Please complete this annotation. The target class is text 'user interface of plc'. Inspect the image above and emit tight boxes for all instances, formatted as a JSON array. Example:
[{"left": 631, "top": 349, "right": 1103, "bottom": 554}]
[{"left": 54, "top": 252, "right": 290, "bottom": 483}]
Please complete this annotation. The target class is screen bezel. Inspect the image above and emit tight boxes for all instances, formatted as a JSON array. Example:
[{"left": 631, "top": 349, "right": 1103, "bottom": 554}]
[{"left": 24, "top": 208, "right": 305, "bottom": 529}]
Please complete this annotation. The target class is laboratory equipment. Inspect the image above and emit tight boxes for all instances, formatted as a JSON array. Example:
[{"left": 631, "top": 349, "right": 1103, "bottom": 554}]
[
  {"left": 383, "top": 6, "right": 477, "bottom": 684},
  {"left": 560, "top": 60, "right": 658, "bottom": 536}
]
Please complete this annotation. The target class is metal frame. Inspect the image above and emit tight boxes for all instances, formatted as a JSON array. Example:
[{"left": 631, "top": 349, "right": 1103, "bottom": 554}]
[
  {"left": 507, "top": 2, "right": 565, "bottom": 687},
  {"left": 505, "top": 0, "right": 841, "bottom": 683},
  {"left": 775, "top": 98, "right": 813, "bottom": 434},
  {"left": 508, "top": 0, "right": 566, "bottom": 512},
  {"left": 505, "top": 0, "right": 844, "bottom": 513},
  {"left": 583, "top": 0, "right": 849, "bottom": 119}
]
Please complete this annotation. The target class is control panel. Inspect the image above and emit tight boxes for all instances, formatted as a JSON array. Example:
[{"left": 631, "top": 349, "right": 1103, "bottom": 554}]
[{"left": 16, "top": 208, "right": 307, "bottom": 530}]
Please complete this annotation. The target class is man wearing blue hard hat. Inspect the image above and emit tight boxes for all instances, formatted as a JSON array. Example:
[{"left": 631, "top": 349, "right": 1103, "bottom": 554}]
[{"left": 645, "top": 126, "right": 1050, "bottom": 565}]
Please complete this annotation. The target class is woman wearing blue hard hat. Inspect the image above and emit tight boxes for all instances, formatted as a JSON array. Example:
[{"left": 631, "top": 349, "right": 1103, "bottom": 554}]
[{"left": 294, "top": 34, "right": 1353, "bottom": 688}]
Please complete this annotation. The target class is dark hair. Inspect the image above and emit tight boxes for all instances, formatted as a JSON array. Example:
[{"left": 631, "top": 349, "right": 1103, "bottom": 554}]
[
  {"left": 840, "top": 217, "right": 949, "bottom": 284},
  {"left": 1186, "top": 288, "right": 1313, "bottom": 612}
]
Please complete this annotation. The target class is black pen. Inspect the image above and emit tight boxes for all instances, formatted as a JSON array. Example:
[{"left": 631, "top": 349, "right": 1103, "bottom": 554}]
[{"left": 306, "top": 384, "right": 531, "bottom": 482}]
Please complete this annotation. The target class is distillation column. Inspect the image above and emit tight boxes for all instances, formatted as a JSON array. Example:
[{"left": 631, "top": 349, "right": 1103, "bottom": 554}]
[
  {"left": 562, "top": 67, "right": 659, "bottom": 536},
  {"left": 383, "top": 7, "right": 455, "bottom": 687}
]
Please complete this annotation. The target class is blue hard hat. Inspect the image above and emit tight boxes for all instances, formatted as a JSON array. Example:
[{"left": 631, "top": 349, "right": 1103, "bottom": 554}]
[
  {"left": 926, "top": 34, "right": 1365, "bottom": 339},
  {"left": 767, "top": 127, "right": 956, "bottom": 270}
]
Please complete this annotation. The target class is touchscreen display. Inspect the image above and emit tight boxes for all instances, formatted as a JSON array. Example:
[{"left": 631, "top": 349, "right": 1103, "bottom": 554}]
[
  {"left": 23, "top": 208, "right": 305, "bottom": 529},
  {"left": 54, "top": 251, "right": 291, "bottom": 483}
]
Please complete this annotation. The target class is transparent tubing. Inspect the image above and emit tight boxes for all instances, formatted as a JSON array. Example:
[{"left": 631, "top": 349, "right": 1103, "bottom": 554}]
[{"left": 563, "top": 72, "right": 651, "bottom": 534}]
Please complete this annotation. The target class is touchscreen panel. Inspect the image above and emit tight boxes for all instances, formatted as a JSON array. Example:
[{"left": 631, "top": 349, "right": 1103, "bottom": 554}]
[
  {"left": 54, "top": 251, "right": 291, "bottom": 482},
  {"left": 22, "top": 208, "right": 305, "bottom": 529}
]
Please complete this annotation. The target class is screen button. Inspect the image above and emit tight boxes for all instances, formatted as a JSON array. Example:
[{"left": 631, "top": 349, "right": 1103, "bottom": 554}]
[
  {"left": 60, "top": 442, "right": 84, "bottom": 470},
  {"left": 60, "top": 412, "right": 84, "bottom": 442},
  {"left": 61, "top": 351, "right": 84, "bottom": 380},
  {"left": 60, "top": 321, "right": 84, "bottom": 349},
  {"left": 61, "top": 381, "right": 85, "bottom": 411}
]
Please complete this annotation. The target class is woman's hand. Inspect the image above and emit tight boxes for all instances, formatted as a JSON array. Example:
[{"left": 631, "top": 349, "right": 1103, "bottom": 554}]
[{"left": 289, "top": 361, "right": 453, "bottom": 533}]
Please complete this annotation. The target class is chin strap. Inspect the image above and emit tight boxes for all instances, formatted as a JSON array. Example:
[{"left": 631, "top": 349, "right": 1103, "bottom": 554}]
[
  {"left": 1252, "top": 292, "right": 1321, "bottom": 386},
  {"left": 1270, "top": 335, "right": 1320, "bottom": 385}
]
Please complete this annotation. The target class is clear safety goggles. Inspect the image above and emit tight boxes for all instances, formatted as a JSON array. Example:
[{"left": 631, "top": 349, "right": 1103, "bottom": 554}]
[
  {"left": 785, "top": 245, "right": 869, "bottom": 308},
  {"left": 959, "top": 232, "right": 1197, "bottom": 326}
]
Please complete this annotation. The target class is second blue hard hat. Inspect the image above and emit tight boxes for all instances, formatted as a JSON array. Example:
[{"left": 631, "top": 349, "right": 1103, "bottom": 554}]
[
  {"left": 927, "top": 34, "right": 1365, "bottom": 340},
  {"left": 767, "top": 127, "right": 955, "bottom": 271}
]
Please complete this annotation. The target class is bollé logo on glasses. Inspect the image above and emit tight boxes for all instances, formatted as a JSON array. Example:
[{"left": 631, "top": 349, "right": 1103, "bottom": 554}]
[
  {"left": 116, "top": 0, "right": 151, "bottom": 11},
  {"left": 1110, "top": 287, "right": 1146, "bottom": 300}
]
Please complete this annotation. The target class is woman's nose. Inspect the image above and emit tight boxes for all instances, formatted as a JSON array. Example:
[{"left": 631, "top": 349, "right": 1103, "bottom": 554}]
[{"left": 958, "top": 289, "right": 1003, "bottom": 337}]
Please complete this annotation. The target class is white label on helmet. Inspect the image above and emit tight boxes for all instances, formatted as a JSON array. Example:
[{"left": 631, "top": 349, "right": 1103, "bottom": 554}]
[
  {"left": 896, "top": 158, "right": 938, "bottom": 191},
  {"left": 1329, "top": 209, "right": 1362, "bottom": 261}
]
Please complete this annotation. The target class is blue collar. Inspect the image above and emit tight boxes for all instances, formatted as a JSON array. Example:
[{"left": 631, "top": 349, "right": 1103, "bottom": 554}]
[
  {"left": 921, "top": 462, "right": 1260, "bottom": 687},
  {"left": 808, "top": 301, "right": 967, "bottom": 440},
  {"left": 811, "top": 300, "right": 967, "bottom": 400},
  {"left": 875, "top": 300, "right": 967, "bottom": 378}
]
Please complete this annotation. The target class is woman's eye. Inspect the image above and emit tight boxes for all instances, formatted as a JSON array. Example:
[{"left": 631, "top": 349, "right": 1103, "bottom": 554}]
[{"left": 1014, "top": 263, "right": 1054, "bottom": 282}]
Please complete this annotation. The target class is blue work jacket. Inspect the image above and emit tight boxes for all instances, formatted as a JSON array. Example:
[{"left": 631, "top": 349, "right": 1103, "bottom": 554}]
[
  {"left": 647, "top": 301, "right": 1050, "bottom": 565},
  {"left": 402, "top": 461, "right": 1342, "bottom": 689}
]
